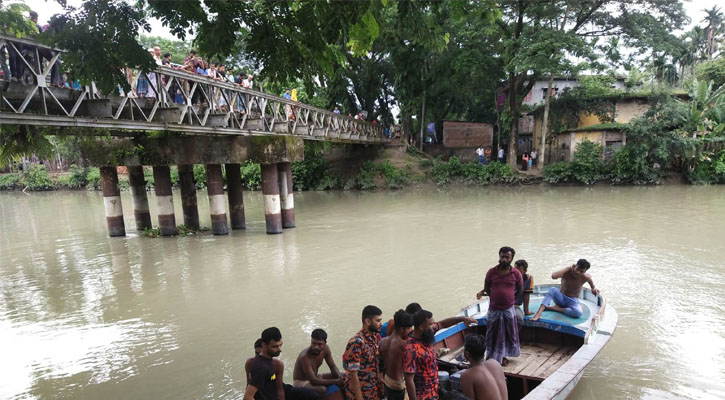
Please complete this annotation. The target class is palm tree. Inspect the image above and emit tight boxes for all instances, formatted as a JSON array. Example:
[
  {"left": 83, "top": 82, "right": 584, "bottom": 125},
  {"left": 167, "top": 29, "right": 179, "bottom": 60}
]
[{"left": 702, "top": 6, "right": 724, "bottom": 59}]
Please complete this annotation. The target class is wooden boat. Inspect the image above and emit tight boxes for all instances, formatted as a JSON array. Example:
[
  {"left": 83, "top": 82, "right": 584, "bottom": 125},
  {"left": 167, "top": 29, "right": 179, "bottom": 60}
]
[{"left": 434, "top": 284, "right": 618, "bottom": 399}]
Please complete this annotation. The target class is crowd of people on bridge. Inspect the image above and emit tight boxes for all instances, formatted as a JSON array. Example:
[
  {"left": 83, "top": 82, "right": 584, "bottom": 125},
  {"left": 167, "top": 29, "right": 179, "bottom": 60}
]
[{"left": 244, "top": 246, "right": 600, "bottom": 400}]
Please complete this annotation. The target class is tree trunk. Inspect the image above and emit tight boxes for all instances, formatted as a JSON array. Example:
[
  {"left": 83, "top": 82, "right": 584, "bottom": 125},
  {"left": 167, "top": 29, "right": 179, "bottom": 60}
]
[
  {"left": 540, "top": 75, "right": 555, "bottom": 167},
  {"left": 507, "top": 72, "right": 520, "bottom": 170},
  {"left": 419, "top": 88, "right": 426, "bottom": 152}
]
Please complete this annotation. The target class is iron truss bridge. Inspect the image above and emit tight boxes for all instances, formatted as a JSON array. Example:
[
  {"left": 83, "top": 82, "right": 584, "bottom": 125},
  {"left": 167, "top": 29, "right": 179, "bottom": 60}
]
[{"left": 0, "top": 34, "right": 389, "bottom": 143}]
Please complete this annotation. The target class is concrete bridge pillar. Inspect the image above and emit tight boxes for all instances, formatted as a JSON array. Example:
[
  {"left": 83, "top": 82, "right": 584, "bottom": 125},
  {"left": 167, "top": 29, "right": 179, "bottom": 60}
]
[
  {"left": 127, "top": 166, "right": 152, "bottom": 231},
  {"left": 277, "top": 162, "right": 295, "bottom": 229},
  {"left": 153, "top": 165, "right": 177, "bottom": 236},
  {"left": 177, "top": 164, "right": 200, "bottom": 230},
  {"left": 205, "top": 164, "right": 229, "bottom": 235},
  {"left": 100, "top": 166, "right": 126, "bottom": 237},
  {"left": 261, "top": 163, "right": 282, "bottom": 234},
  {"left": 225, "top": 163, "right": 246, "bottom": 229}
]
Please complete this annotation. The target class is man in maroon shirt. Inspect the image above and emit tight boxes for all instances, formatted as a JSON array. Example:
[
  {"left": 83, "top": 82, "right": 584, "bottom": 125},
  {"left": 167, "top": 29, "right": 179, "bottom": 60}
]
[{"left": 476, "top": 246, "right": 523, "bottom": 366}]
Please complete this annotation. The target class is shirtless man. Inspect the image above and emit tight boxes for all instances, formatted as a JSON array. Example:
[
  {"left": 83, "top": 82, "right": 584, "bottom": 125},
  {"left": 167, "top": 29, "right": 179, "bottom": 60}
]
[
  {"left": 292, "top": 329, "right": 343, "bottom": 399},
  {"left": 379, "top": 310, "right": 414, "bottom": 400},
  {"left": 460, "top": 334, "right": 507, "bottom": 400},
  {"left": 532, "top": 259, "right": 600, "bottom": 321}
]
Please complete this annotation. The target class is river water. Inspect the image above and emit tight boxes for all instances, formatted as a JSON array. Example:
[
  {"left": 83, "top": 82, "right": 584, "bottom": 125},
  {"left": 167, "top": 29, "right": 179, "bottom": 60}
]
[{"left": 1, "top": 185, "right": 724, "bottom": 400}]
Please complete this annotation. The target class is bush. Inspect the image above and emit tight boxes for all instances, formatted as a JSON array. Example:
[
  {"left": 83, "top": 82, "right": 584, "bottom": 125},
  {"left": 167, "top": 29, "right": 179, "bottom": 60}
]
[
  {"left": 462, "top": 161, "right": 516, "bottom": 185},
  {"left": 543, "top": 162, "right": 573, "bottom": 183},
  {"left": 608, "top": 145, "right": 662, "bottom": 185},
  {"left": 22, "top": 164, "right": 54, "bottom": 191},
  {"left": 291, "top": 151, "right": 341, "bottom": 191},
  {"left": 240, "top": 161, "right": 261, "bottom": 190},
  {"left": 0, "top": 173, "right": 21, "bottom": 190},
  {"left": 170, "top": 166, "right": 180, "bottom": 186},
  {"left": 571, "top": 140, "right": 607, "bottom": 185},
  {"left": 143, "top": 167, "right": 155, "bottom": 189},
  {"left": 688, "top": 150, "right": 725, "bottom": 184},
  {"left": 56, "top": 165, "right": 89, "bottom": 189},
  {"left": 193, "top": 164, "right": 206, "bottom": 188},
  {"left": 429, "top": 156, "right": 463, "bottom": 185},
  {"left": 86, "top": 167, "right": 102, "bottom": 190}
]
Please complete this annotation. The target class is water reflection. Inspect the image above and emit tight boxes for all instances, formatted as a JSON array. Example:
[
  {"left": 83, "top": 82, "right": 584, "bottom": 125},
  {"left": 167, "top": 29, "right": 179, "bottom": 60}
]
[{"left": 1, "top": 186, "right": 725, "bottom": 399}]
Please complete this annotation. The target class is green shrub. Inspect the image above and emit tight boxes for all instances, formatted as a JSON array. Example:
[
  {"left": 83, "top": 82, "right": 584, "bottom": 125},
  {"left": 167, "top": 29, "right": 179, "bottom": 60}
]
[
  {"left": 291, "top": 151, "right": 341, "bottom": 190},
  {"left": 571, "top": 140, "right": 607, "bottom": 185},
  {"left": 688, "top": 150, "right": 725, "bottom": 184},
  {"left": 462, "top": 161, "right": 516, "bottom": 185},
  {"left": 429, "top": 156, "right": 463, "bottom": 185},
  {"left": 240, "top": 161, "right": 261, "bottom": 190},
  {"left": 193, "top": 164, "right": 206, "bottom": 188},
  {"left": 22, "top": 165, "right": 54, "bottom": 191},
  {"left": 57, "top": 165, "right": 89, "bottom": 189},
  {"left": 609, "top": 146, "right": 661, "bottom": 185},
  {"left": 86, "top": 167, "right": 102, "bottom": 190},
  {"left": 170, "top": 166, "right": 180, "bottom": 186},
  {"left": 543, "top": 162, "right": 573, "bottom": 183},
  {"left": 0, "top": 173, "right": 21, "bottom": 190},
  {"left": 143, "top": 167, "right": 155, "bottom": 189}
]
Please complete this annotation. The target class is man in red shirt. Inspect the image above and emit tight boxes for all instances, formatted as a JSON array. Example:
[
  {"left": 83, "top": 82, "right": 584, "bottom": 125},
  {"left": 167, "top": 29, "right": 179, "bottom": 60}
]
[
  {"left": 476, "top": 246, "right": 523, "bottom": 366},
  {"left": 403, "top": 310, "right": 476, "bottom": 400}
]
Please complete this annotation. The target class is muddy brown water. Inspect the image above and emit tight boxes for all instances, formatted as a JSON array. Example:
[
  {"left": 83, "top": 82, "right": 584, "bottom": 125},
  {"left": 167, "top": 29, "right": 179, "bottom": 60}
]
[{"left": 1, "top": 186, "right": 724, "bottom": 400}]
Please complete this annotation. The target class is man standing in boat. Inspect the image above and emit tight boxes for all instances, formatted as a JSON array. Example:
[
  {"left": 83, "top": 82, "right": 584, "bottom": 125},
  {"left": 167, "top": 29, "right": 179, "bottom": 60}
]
[
  {"left": 404, "top": 310, "right": 477, "bottom": 400},
  {"left": 293, "top": 328, "right": 344, "bottom": 399},
  {"left": 379, "top": 310, "right": 414, "bottom": 400},
  {"left": 342, "top": 305, "right": 384, "bottom": 400},
  {"left": 460, "top": 334, "right": 508, "bottom": 400},
  {"left": 531, "top": 259, "right": 600, "bottom": 321},
  {"left": 476, "top": 246, "right": 523, "bottom": 366}
]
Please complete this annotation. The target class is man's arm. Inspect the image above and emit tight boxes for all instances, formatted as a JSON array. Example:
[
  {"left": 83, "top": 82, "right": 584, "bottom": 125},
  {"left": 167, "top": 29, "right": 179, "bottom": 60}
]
[
  {"left": 347, "top": 371, "right": 363, "bottom": 400},
  {"left": 438, "top": 316, "right": 477, "bottom": 329},
  {"left": 405, "top": 374, "right": 417, "bottom": 400},
  {"left": 276, "top": 361, "right": 285, "bottom": 400},
  {"left": 242, "top": 384, "right": 258, "bottom": 400},
  {"left": 460, "top": 371, "right": 475, "bottom": 400},
  {"left": 523, "top": 292, "right": 532, "bottom": 315},
  {"left": 551, "top": 265, "right": 574, "bottom": 280},
  {"left": 324, "top": 346, "right": 341, "bottom": 379},
  {"left": 477, "top": 271, "right": 492, "bottom": 299},
  {"left": 304, "top": 356, "right": 339, "bottom": 386},
  {"left": 586, "top": 275, "right": 600, "bottom": 295}
]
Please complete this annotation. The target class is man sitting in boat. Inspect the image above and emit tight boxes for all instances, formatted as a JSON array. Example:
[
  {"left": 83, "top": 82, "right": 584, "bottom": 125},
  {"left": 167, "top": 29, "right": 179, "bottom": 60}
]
[
  {"left": 379, "top": 310, "right": 414, "bottom": 400},
  {"left": 404, "top": 310, "right": 476, "bottom": 400},
  {"left": 293, "top": 329, "right": 344, "bottom": 400},
  {"left": 460, "top": 334, "right": 507, "bottom": 400},
  {"left": 476, "top": 246, "right": 523, "bottom": 366},
  {"left": 531, "top": 259, "right": 600, "bottom": 321}
]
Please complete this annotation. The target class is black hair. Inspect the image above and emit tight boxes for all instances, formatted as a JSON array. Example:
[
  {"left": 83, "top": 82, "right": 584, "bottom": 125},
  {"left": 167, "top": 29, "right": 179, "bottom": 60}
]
[
  {"left": 514, "top": 259, "right": 528, "bottom": 271},
  {"left": 311, "top": 328, "right": 327, "bottom": 342},
  {"left": 163, "top": 52, "right": 171, "bottom": 58},
  {"left": 394, "top": 309, "right": 413, "bottom": 329},
  {"left": 189, "top": 49, "right": 197, "bottom": 55},
  {"left": 29, "top": 11, "right": 38, "bottom": 18},
  {"left": 405, "top": 302, "right": 422, "bottom": 315},
  {"left": 464, "top": 334, "right": 486, "bottom": 361},
  {"left": 361, "top": 305, "right": 382, "bottom": 323},
  {"left": 261, "top": 327, "right": 282, "bottom": 344},
  {"left": 576, "top": 259, "right": 591, "bottom": 270},
  {"left": 254, "top": 338, "right": 263, "bottom": 349},
  {"left": 499, "top": 246, "right": 516, "bottom": 258},
  {"left": 413, "top": 310, "right": 433, "bottom": 329}
]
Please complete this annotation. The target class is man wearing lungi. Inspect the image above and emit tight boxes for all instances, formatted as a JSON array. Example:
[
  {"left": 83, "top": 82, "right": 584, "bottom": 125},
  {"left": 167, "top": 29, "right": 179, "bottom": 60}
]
[{"left": 476, "top": 246, "right": 523, "bottom": 366}]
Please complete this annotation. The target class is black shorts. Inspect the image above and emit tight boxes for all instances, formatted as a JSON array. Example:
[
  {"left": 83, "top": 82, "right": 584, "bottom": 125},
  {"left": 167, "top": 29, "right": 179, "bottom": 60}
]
[{"left": 384, "top": 384, "right": 405, "bottom": 400}]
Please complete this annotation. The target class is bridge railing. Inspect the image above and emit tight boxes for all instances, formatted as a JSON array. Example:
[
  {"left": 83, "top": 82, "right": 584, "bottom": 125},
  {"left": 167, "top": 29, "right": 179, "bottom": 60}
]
[{"left": 0, "top": 34, "right": 389, "bottom": 143}]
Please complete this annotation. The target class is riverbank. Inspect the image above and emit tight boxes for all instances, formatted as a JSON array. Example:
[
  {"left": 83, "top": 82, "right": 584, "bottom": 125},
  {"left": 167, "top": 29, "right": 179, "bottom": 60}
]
[{"left": 0, "top": 144, "right": 714, "bottom": 192}]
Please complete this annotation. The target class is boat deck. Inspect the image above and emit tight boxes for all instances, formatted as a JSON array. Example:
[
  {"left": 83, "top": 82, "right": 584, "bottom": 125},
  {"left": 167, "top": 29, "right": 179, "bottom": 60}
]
[{"left": 438, "top": 341, "right": 578, "bottom": 381}]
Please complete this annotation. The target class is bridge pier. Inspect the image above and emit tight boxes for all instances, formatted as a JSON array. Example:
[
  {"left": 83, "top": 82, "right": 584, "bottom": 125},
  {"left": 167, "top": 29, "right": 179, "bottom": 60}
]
[
  {"left": 261, "top": 163, "right": 283, "bottom": 234},
  {"left": 178, "top": 164, "right": 200, "bottom": 230},
  {"left": 205, "top": 164, "right": 229, "bottom": 235},
  {"left": 127, "top": 166, "right": 152, "bottom": 231},
  {"left": 225, "top": 163, "right": 246, "bottom": 229},
  {"left": 277, "top": 162, "right": 295, "bottom": 229},
  {"left": 100, "top": 166, "right": 126, "bottom": 237},
  {"left": 153, "top": 165, "right": 177, "bottom": 236}
]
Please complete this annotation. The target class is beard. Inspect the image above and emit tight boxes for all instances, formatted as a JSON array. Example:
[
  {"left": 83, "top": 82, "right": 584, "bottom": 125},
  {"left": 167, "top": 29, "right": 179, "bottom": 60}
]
[
  {"left": 367, "top": 325, "right": 379, "bottom": 334},
  {"left": 310, "top": 349, "right": 321, "bottom": 356},
  {"left": 268, "top": 350, "right": 281, "bottom": 358},
  {"left": 499, "top": 261, "right": 511, "bottom": 268},
  {"left": 421, "top": 328, "right": 435, "bottom": 346}
]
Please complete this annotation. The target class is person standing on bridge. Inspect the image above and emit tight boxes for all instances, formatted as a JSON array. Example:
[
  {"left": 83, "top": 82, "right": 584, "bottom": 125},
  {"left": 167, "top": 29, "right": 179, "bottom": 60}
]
[
  {"left": 342, "top": 305, "right": 383, "bottom": 400},
  {"left": 476, "top": 246, "right": 522, "bottom": 366}
]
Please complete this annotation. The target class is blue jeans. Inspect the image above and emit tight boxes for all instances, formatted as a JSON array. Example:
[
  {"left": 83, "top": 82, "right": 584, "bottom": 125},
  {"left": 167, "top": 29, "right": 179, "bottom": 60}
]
[
  {"left": 542, "top": 287, "right": 582, "bottom": 318},
  {"left": 478, "top": 155, "right": 484, "bottom": 164}
]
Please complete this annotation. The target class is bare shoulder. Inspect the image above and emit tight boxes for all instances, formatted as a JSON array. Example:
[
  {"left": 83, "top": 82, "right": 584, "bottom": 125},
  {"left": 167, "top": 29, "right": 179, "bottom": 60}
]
[
  {"left": 324, "top": 344, "right": 332, "bottom": 355},
  {"left": 274, "top": 359, "right": 284, "bottom": 369},
  {"left": 484, "top": 359, "right": 504, "bottom": 375}
]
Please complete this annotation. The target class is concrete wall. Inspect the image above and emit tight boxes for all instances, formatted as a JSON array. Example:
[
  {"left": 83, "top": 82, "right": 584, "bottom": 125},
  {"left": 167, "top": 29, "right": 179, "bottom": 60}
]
[
  {"left": 614, "top": 99, "right": 650, "bottom": 123},
  {"left": 522, "top": 78, "right": 627, "bottom": 106}
]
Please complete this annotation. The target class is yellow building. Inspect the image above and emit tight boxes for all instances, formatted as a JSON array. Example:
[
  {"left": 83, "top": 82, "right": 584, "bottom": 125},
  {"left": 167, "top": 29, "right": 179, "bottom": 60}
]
[{"left": 523, "top": 95, "right": 665, "bottom": 164}]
